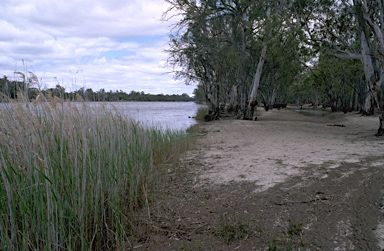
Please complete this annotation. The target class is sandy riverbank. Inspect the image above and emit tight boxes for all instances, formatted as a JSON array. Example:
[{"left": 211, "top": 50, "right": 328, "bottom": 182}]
[
  {"left": 196, "top": 106, "right": 383, "bottom": 190},
  {"left": 141, "top": 106, "right": 384, "bottom": 250}
]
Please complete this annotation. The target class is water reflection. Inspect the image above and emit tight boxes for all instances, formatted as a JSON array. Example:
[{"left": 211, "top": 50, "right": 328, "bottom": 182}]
[
  {"left": 96, "top": 102, "right": 204, "bottom": 131},
  {"left": 0, "top": 101, "right": 205, "bottom": 131}
]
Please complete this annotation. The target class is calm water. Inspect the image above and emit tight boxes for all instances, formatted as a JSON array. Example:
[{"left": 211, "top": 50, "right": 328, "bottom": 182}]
[
  {"left": 96, "top": 102, "right": 204, "bottom": 131},
  {"left": 0, "top": 101, "right": 204, "bottom": 131}
]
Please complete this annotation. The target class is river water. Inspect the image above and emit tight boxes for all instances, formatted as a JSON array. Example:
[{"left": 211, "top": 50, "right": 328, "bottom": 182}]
[
  {"left": 96, "top": 102, "right": 204, "bottom": 131},
  {"left": 0, "top": 101, "right": 204, "bottom": 131}
]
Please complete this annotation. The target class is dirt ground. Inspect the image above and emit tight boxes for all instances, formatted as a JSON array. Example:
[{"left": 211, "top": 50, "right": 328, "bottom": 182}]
[{"left": 135, "top": 106, "right": 384, "bottom": 251}]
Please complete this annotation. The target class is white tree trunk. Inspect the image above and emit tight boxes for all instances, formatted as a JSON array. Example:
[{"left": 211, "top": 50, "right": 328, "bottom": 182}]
[
  {"left": 230, "top": 85, "right": 237, "bottom": 111},
  {"left": 355, "top": 0, "right": 384, "bottom": 134},
  {"left": 249, "top": 43, "right": 267, "bottom": 106},
  {"left": 244, "top": 6, "right": 271, "bottom": 120},
  {"left": 360, "top": 29, "right": 375, "bottom": 88},
  {"left": 359, "top": 27, "right": 377, "bottom": 114}
]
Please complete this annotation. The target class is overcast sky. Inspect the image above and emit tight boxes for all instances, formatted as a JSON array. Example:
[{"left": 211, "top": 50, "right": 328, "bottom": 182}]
[{"left": 0, "top": 0, "right": 195, "bottom": 95}]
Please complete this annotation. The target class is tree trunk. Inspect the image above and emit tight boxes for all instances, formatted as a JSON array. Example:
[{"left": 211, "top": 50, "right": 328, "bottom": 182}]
[
  {"left": 377, "top": 113, "right": 384, "bottom": 136},
  {"left": 204, "top": 69, "right": 221, "bottom": 121},
  {"left": 245, "top": 43, "right": 267, "bottom": 119},
  {"left": 356, "top": 0, "right": 384, "bottom": 134},
  {"left": 244, "top": 6, "right": 271, "bottom": 120},
  {"left": 375, "top": 74, "right": 384, "bottom": 136},
  {"left": 216, "top": 68, "right": 220, "bottom": 116},
  {"left": 359, "top": 27, "right": 376, "bottom": 115},
  {"left": 229, "top": 85, "right": 238, "bottom": 113}
]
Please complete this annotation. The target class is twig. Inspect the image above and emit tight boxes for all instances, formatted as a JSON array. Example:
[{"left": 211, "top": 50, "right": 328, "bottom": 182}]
[
  {"left": 327, "top": 124, "right": 345, "bottom": 127},
  {"left": 275, "top": 197, "right": 329, "bottom": 206}
]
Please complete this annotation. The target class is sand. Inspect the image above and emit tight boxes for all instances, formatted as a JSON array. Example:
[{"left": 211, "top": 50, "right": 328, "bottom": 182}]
[
  {"left": 142, "top": 106, "right": 384, "bottom": 250},
  {"left": 196, "top": 106, "right": 383, "bottom": 191}
]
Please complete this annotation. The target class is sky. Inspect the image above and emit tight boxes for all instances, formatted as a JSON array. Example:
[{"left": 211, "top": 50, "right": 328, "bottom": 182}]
[{"left": 0, "top": 0, "right": 196, "bottom": 96}]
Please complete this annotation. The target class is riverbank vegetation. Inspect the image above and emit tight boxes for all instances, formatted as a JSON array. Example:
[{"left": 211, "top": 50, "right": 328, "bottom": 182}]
[
  {"left": 0, "top": 96, "right": 196, "bottom": 250},
  {"left": 0, "top": 76, "right": 193, "bottom": 102},
  {"left": 164, "top": 0, "right": 384, "bottom": 135}
]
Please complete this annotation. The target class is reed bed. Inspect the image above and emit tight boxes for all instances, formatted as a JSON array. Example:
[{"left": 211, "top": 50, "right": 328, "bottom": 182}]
[
  {"left": 194, "top": 106, "right": 209, "bottom": 121},
  {"left": 0, "top": 97, "right": 193, "bottom": 250}
]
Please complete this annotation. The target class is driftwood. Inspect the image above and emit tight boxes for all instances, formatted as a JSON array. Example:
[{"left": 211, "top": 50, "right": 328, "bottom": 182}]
[
  {"left": 326, "top": 124, "right": 345, "bottom": 127},
  {"left": 204, "top": 113, "right": 221, "bottom": 121},
  {"left": 274, "top": 196, "right": 329, "bottom": 206}
]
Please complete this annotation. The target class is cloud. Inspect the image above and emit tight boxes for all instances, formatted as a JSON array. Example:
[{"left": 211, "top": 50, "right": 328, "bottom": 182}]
[
  {"left": 0, "top": 0, "right": 194, "bottom": 95},
  {"left": 4, "top": 0, "right": 170, "bottom": 37}
]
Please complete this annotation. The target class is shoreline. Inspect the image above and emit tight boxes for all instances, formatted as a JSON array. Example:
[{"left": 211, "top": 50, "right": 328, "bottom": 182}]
[
  {"left": 143, "top": 106, "right": 384, "bottom": 250},
  {"left": 194, "top": 107, "right": 382, "bottom": 188}
]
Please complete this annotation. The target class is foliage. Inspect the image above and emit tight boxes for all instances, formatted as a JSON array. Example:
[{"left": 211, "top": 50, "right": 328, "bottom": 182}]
[
  {"left": 0, "top": 99, "right": 195, "bottom": 250},
  {"left": 194, "top": 106, "right": 209, "bottom": 121},
  {"left": 310, "top": 55, "right": 364, "bottom": 112},
  {"left": 0, "top": 77, "right": 194, "bottom": 102},
  {"left": 268, "top": 221, "right": 305, "bottom": 250},
  {"left": 164, "top": 0, "right": 313, "bottom": 118},
  {"left": 192, "top": 84, "right": 205, "bottom": 104},
  {"left": 0, "top": 76, "right": 26, "bottom": 100},
  {"left": 164, "top": 0, "right": 384, "bottom": 135},
  {"left": 214, "top": 218, "right": 251, "bottom": 244}
]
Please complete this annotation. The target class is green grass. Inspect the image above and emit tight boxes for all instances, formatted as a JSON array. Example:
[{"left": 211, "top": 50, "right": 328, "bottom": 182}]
[
  {"left": 319, "top": 160, "right": 336, "bottom": 169},
  {"left": 194, "top": 106, "right": 209, "bottom": 121},
  {"left": 268, "top": 221, "right": 305, "bottom": 250},
  {"left": 0, "top": 97, "right": 195, "bottom": 250},
  {"left": 214, "top": 216, "right": 251, "bottom": 244}
]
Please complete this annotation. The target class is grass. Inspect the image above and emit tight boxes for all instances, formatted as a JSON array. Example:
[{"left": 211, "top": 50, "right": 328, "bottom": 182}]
[
  {"left": 0, "top": 95, "right": 195, "bottom": 250},
  {"left": 319, "top": 160, "right": 336, "bottom": 169},
  {"left": 214, "top": 216, "right": 251, "bottom": 244},
  {"left": 268, "top": 221, "right": 305, "bottom": 250},
  {"left": 182, "top": 240, "right": 206, "bottom": 251},
  {"left": 275, "top": 158, "right": 288, "bottom": 167},
  {"left": 194, "top": 106, "right": 209, "bottom": 121}
]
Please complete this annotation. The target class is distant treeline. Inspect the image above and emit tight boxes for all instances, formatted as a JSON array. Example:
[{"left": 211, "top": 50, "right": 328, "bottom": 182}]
[{"left": 0, "top": 76, "right": 194, "bottom": 102}]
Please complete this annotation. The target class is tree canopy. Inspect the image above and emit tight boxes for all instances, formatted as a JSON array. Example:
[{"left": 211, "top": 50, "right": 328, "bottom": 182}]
[
  {"left": 0, "top": 76, "right": 193, "bottom": 102},
  {"left": 164, "top": 0, "right": 384, "bottom": 135}
]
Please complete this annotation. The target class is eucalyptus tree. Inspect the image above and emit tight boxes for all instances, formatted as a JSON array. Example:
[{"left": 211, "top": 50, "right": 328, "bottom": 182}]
[
  {"left": 165, "top": 0, "right": 307, "bottom": 120},
  {"left": 296, "top": 0, "right": 384, "bottom": 135},
  {"left": 309, "top": 54, "right": 363, "bottom": 112},
  {"left": 166, "top": 0, "right": 221, "bottom": 118},
  {"left": 165, "top": 0, "right": 255, "bottom": 119},
  {"left": 331, "top": 0, "right": 384, "bottom": 135},
  {"left": 353, "top": 0, "right": 384, "bottom": 135},
  {"left": 287, "top": 71, "right": 324, "bottom": 107},
  {"left": 0, "top": 76, "right": 11, "bottom": 100},
  {"left": 257, "top": 12, "right": 307, "bottom": 111}
]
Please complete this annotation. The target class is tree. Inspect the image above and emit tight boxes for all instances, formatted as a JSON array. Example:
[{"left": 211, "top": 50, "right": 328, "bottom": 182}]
[
  {"left": 354, "top": 0, "right": 384, "bottom": 135},
  {"left": 163, "top": 0, "right": 384, "bottom": 135},
  {"left": 164, "top": 0, "right": 306, "bottom": 120},
  {"left": 301, "top": 0, "right": 384, "bottom": 135},
  {"left": 193, "top": 85, "right": 205, "bottom": 103},
  {"left": 52, "top": 84, "right": 66, "bottom": 99},
  {"left": 0, "top": 76, "right": 10, "bottom": 101},
  {"left": 309, "top": 54, "right": 363, "bottom": 112}
]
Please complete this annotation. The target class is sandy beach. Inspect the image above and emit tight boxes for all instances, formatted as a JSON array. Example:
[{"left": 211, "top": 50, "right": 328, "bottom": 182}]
[
  {"left": 196, "top": 106, "right": 383, "bottom": 190},
  {"left": 141, "top": 106, "right": 384, "bottom": 250}
]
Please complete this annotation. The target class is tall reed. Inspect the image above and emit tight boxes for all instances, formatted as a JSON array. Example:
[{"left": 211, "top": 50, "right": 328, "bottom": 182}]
[{"left": 0, "top": 97, "right": 192, "bottom": 250}]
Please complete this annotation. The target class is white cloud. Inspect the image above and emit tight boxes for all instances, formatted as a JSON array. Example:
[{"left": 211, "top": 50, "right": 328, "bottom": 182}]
[{"left": 0, "top": 0, "right": 193, "bottom": 95}]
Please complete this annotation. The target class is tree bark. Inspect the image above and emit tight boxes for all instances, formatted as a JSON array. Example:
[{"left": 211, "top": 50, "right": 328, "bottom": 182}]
[
  {"left": 356, "top": 0, "right": 384, "bottom": 134},
  {"left": 245, "top": 43, "right": 268, "bottom": 119},
  {"left": 244, "top": 6, "right": 271, "bottom": 120},
  {"left": 359, "top": 28, "right": 376, "bottom": 115}
]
